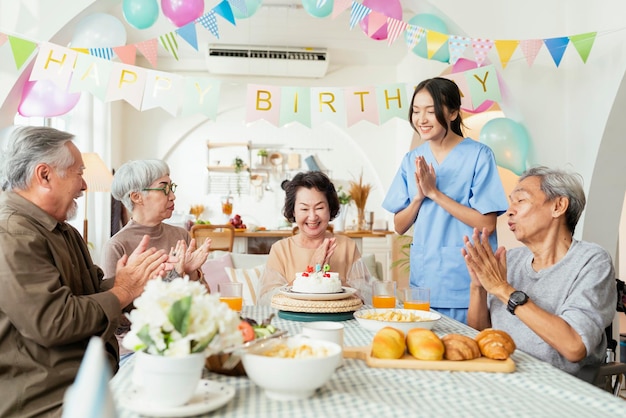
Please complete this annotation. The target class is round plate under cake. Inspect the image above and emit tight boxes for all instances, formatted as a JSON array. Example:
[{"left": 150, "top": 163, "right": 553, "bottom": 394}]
[{"left": 278, "top": 286, "right": 357, "bottom": 301}]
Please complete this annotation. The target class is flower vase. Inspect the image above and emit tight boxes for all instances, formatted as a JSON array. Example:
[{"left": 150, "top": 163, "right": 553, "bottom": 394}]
[
  {"left": 357, "top": 207, "right": 366, "bottom": 231},
  {"left": 334, "top": 204, "right": 349, "bottom": 232},
  {"left": 133, "top": 351, "right": 205, "bottom": 407}
]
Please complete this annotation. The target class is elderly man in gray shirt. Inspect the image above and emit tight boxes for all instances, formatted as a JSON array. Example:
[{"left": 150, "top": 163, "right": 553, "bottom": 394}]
[{"left": 462, "top": 166, "right": 616, "bottom": 375}]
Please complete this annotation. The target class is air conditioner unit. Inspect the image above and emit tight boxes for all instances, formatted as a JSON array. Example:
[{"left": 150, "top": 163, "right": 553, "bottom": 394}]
[{"left": 206, "top": 45, "right": 329, "bottom": 78}]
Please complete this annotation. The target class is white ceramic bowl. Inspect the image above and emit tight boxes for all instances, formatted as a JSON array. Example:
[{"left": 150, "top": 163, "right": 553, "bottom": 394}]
[
  {"left": 353, "top": 308, "right": 441, "bottom": 333},
  {"left": 241, "top": 335, "right": 341, "bottom": 401}
]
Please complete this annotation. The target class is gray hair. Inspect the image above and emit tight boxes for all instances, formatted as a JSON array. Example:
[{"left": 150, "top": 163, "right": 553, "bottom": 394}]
[
  {"left": 0, "top": 126, "right": 75, "bottom": 191},
  {"left": 112, "top": 159, "right": 170, "bottom": 212},
  {"left": 519, "top": 166, "right": 586, "bottom": 234}
]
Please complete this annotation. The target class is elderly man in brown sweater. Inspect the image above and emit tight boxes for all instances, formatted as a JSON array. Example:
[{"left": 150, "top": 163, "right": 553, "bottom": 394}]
[{"left": 0, "top": 126, "right": 172, "bottom": 417}]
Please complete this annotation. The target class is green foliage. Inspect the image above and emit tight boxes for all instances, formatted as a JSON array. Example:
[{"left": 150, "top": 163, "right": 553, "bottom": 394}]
[
  {"left": 390, "top": 234, "right": 412, "bottom": 273},
  {"left": 337, "top": 186, "right": 352, "bottom": 205},
  {"left": 257, "top": 149, "right": 268, "bottom": 157},
  {"left": 169, "top": 295, "right": 192, "bottom": 336}
]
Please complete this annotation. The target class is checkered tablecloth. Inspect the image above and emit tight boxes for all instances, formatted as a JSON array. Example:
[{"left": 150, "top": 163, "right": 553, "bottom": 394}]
[{"left": 111, "top": 306, "right": 625, "bottom": 417}]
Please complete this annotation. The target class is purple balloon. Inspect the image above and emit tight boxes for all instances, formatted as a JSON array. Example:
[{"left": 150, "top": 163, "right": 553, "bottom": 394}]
[
  {"left": 18, "top": 79, "right": 81, "bottom": 117},
  {"left": 160, "top": 0, "right": 204, "bottom": 27},
  {"left": 359, "top": 0, "right": 403, "bottom": 41}
]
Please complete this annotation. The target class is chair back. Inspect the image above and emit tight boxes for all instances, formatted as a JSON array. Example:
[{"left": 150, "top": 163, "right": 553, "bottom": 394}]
[{"left": 190, "top": 224, "right": 235, "bottom": 252}]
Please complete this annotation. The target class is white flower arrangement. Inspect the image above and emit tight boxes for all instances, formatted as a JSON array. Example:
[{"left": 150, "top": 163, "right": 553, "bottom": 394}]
[{"left": 123, "top": 277, "right": 243, "bottom": 357}]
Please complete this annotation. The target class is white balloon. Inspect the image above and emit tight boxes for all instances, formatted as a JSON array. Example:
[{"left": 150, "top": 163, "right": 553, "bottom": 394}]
[{"left": 71, "top": 13, "right": 127, "bottom": 48}]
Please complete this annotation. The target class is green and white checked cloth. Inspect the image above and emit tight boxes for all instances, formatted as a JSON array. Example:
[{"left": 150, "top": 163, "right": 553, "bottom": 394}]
[{"left": 111, "top": 306, "right": 625, "bottom": 418}]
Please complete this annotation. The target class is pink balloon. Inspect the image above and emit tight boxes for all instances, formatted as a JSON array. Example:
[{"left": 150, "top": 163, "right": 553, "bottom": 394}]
[
  {"left": 18, "top": 79, "right": 81, "bottom": 117},
  {"left": 452, "top": 58, "right": 495, "bottom": 114},
  {"left": 359, "top": 0, "right": 403, "bottom": 41},
  {"left": 160, "top": 0, "right": 204, "bottom": 27}
]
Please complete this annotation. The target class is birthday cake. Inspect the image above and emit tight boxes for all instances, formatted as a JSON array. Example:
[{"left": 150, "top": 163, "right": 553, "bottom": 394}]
[{"left": 292, "top": 265, "right": 342, "bottom": 294}]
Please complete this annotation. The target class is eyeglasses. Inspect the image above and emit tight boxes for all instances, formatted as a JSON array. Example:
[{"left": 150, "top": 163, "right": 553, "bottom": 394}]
[{"left": 142, "top": 182, "right": 177, "bottom": 196}]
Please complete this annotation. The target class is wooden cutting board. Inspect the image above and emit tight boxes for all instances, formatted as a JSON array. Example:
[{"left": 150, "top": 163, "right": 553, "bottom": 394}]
[{"left": 343, "top": 346, "right": 515, "bottom": 373}]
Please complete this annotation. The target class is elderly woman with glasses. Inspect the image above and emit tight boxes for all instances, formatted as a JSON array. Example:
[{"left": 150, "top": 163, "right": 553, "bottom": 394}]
[{"left": 103, "top": 159, "right": 210, "bottom": 361}]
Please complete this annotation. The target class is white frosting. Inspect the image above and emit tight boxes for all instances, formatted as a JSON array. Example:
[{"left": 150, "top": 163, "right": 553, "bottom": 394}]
[{"left": 292, "top": 271, "right": 342, "bottom": 293}]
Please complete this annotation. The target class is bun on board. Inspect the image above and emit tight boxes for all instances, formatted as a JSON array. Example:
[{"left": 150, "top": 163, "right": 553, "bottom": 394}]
[
  {"left": 475, "top": 328, "right": 516, "bottom": 360},
  {"left": 441, "top": 334, "right": 481, "bottom": 361},
  {"left": 406, "top": 328, "right": 444, "bottom": 361}
]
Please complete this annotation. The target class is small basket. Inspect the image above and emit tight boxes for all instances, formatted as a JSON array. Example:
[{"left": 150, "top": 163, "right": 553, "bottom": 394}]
[{"left": 205, "top": 352, "right": 246, "bottom": 376}]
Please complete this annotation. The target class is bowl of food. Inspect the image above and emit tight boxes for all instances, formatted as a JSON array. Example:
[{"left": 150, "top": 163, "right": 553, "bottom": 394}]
[
  {"left": 353, "top": 308, "right": 441, "bottom": 333},
  {"left": 241, "top": 335, "right": 341, "bottom": 401}
]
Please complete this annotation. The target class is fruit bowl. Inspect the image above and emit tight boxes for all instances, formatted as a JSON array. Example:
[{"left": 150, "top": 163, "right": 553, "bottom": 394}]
[
  {"left": 241, "top": 336, "right": 341, "bottom": 401},
  {"left": 353, "top": 308, "right": 441, "bottom": 333}
]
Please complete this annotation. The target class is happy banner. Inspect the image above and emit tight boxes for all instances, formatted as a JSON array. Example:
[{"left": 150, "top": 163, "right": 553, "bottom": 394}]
[{"left": 29, "top": 42, "right": 500, "bottom": 125}]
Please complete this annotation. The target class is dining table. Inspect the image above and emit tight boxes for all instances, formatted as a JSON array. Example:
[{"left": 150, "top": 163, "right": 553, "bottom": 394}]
[{"left": 110, "top": 305, "right": 625, "bottom": 417}]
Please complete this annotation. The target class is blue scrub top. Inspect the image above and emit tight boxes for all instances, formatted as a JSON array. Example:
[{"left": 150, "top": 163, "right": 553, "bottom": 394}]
[{"left": 382, "top": 138, "right": 508, "bottom": 308}]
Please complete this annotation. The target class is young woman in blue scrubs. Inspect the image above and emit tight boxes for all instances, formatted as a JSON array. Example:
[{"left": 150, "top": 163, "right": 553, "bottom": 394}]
[{"left": 382, "top": 77, "right": 508, "bottom": 324}]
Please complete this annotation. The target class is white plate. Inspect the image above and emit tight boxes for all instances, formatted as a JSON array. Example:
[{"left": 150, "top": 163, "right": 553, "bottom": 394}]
[
  {"left": 119, "top": 379, "right": 235, "bottom": 417},
  {"left": 353, "top": 308, "right": 441, "bottom": 333},
  {"left": 279, "top": 286, "right": 357, "bottom": 301}
]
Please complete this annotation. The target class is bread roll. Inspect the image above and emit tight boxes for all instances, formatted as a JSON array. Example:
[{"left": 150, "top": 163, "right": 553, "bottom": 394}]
[
  {"left": 406, "top": 328, "right": 444, "bottom": 361},
  {"left": 441, "top": 334, "right": 481, "bottom": 361},
  {"left": 475, "top": 328, "right": 516, "bottom": 360},
  {"left": 371, "top": 327, "right": 406, "bottom": 359}
]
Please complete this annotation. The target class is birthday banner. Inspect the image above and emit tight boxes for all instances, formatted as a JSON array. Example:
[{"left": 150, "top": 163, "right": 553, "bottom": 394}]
[{"left": 29, "top": 42, "right": 501, "bottom": 126}]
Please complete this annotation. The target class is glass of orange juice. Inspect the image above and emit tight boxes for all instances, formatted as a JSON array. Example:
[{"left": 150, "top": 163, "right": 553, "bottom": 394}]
[
  {"left": 401, "top": 287, "right": 430, "bottom": 311},
  {"left": 372, "top": 281, "right": 397, "bottom": 309},
  {"left": 218, "top": 282, "right": 243, "bottom": 312}
]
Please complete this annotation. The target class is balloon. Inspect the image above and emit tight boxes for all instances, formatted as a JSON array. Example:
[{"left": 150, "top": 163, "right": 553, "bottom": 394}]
[
  {"left": 160, "top": 0, "right": 204, "bottom": 27},
  {"left": 232, "top": 0, "right": 263, "bottom": 20},
  {"left": 359, "top": 0, "right": 402, "bottom": 41},
  {"left": 479, "top": 118, "right": 530, "bottom": 175},
  {"left": 18, "top": 79, "right": 81, "bottom": 117},
  {"left": 123, "top": 0, "right": 160, "bottom": 30},
  {"left": 71, "top": 13, "right": 127, "bottom": 48},
  {"left": 302, "top": 0, "right": 334, "bottom": 18},
  {"left": 452, "top": 58, "right": 495, "bottom": 114},
  {"left": 405, "top": 13, "right": 450, "bottom": 63}
]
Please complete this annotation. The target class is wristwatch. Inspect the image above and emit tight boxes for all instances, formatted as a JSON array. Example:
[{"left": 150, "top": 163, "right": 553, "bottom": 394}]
[{"left": 507, "top": 290, "right": 529, "bottom": 315}]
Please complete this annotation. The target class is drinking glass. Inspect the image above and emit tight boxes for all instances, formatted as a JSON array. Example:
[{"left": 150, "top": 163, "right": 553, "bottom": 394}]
[
  {"left": 401, "top": 287, "right": 430, "bottom": 311},
  {"left": 221, "top": 196, "right": 233, "bottom": 216},
  {"left": 218, "top": 282, "right": 243, "bottom": 312},
  {"left": 372, "top": 281, "right": 397, "bottom": 309}
]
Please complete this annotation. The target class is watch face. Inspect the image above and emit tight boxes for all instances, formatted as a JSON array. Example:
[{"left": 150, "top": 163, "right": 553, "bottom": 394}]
[{"left": 510, "top": 291, "right": 527, "bottom": 304}]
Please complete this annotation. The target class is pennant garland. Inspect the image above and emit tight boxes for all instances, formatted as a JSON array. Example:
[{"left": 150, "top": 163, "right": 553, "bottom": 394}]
[{"left": 159, "top": 32, "right": 179, "bottom": 61}]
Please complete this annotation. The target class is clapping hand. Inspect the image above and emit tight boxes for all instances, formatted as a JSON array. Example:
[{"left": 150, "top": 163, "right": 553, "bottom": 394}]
[
  {"left": 183, "top": 238, "right": 211, "bottom": 273},
  {"left": 462, "top": 227, "right": 508, "bottom": 294},
  {"left": 312, "top": 237, "right": 337, "bottom": 267},
  {"left": 415, "top": 156, "right": 437, "bottom": 199}
]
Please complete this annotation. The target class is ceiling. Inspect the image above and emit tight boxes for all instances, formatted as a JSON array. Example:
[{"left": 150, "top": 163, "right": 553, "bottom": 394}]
[{"left": 109, "top": 0, "right": 420, "bottom": 71}]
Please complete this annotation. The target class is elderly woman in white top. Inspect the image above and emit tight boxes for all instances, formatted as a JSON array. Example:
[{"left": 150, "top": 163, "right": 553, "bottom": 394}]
[{"left": 103, "top": 159, "right": 210, "bottom": 359}]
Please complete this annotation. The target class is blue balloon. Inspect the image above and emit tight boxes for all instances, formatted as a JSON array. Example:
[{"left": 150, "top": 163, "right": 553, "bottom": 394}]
[
  {"left": 302, "top": 0, "right": 334, "bottom": 18},
  {"left": 232, "top": 0, "right": 263, "bottom": 20},
  {"left": 122, "top": 0, "right": 159, "bottom": 30},
  {"left": 479, "top": 118, "right": 531, "bottom": 176},
  {"left": 405, "top": 13, "right": 450, "bottom": 63}
]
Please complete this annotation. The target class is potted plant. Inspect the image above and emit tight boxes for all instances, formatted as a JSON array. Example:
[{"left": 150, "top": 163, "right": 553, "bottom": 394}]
[
  {"left": 257, "top": 148, "right": 268, "bottom": 165},
  {"left": 123, "top": 277, "right": 243, "bottom": 407},
  {"left": 349, "top": 172, "right": 372, "bottom": 231},
  {"left": 334, "top": 186, "right": 352, "bottom": 232},
  {"left": 233, "top": 156, "right": 246, "bottom": 196}
]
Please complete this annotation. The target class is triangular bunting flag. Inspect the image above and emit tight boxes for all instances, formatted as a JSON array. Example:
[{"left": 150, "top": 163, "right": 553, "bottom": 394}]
[
  {"left": 159, "top": 32, "right": 179, "bottom": 61},
  {"left": 136, "top": 39, "right": 159, "bottom": 68},
  {"left": 569, "top": 31, "right": 596, "bottom": 63},
  {"left": 544, "top": 36, "right": 569, "bottom": 67},
  {"left": 519, "top": 39, "right": 543, "bottom": 67},
  {"left": 387, "top": 18, "right": 407, "bottom": 46},
  {"left": 227, "top": 0, "right": 246, "bottom": 16},
  {"left": 113, "top": 45, "right": 137, "bottom": 65},
  {"left": 494, "top": 40, "right": 519, "bottom": 69},
  {"left": 349, "top": 2, "right": 370, "bottom": 30},
  {"left": 198, "top": 11, "right": 220, "bottom": 39},
  {"left": 448, "top": 35, "right": 472, "bottom": 65},
  {"left": 70, "top": 47, "right": 89, "bottom": 55},
  {"left": 405, "top": 25, "right": 425, "bottom": 49},
  {"left": 367, "top": 11, "right": 387, "bottom": 37},
  {"left": 176, "top": 22, "right": 199, "bottom": 50},
  {"left": 0, "top": 33, "right": 8, "bottom": 47},
  {"left": 89, "top": 48, "right": 113, "bottom": 60},
  {"left": 8, "top": 35, "right": 38, "bottom": 70},
  {"left": 471, "top": 38, "right": 494, "bottom": 67},
  {"left": 213, "top": 0, "right": 236, "bottom": 26},
  {"left": 425, "top": 30, "right": 449, "bottom": 60},
  {"left": 332, "top": 0, "right": 352, "bottom": 19}
]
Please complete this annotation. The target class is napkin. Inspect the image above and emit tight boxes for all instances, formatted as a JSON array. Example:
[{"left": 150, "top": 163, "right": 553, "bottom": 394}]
[{"left": 62, "top": 336, "right": 117, "bottom": 418}]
